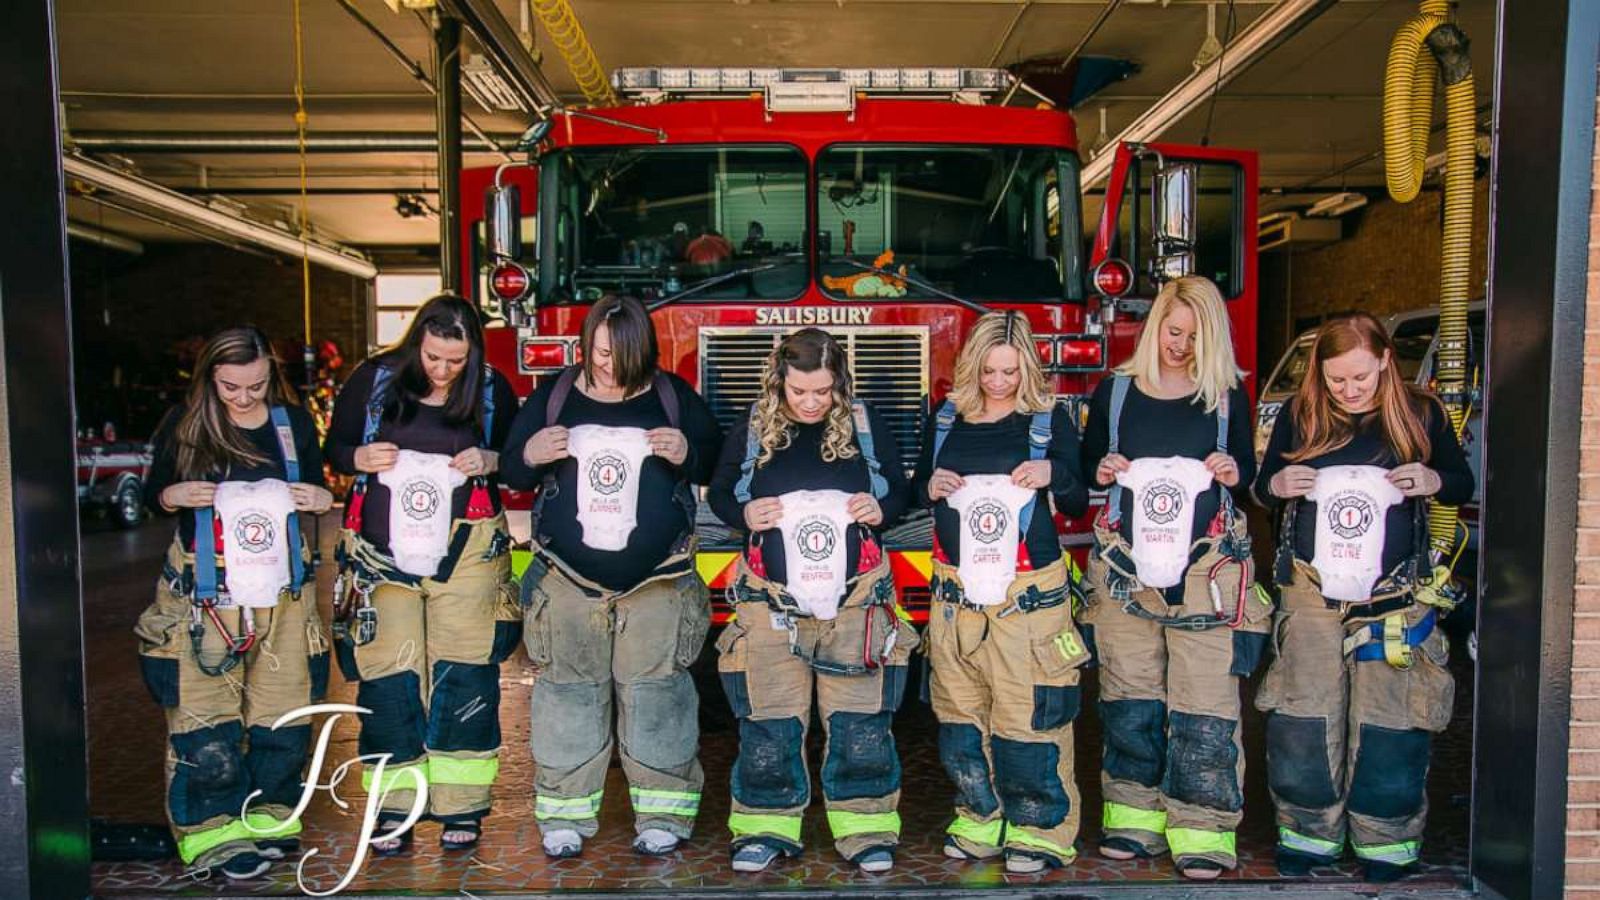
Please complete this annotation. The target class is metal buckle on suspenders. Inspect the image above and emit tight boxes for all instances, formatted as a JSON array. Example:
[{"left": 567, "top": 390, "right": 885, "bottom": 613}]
[{"left": 190, "top": 509, "right": 255, "bottom": 677}]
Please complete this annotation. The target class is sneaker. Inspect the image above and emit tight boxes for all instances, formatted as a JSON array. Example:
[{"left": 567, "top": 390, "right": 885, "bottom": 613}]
[
  {"left": 1364, "top": 859, "right": 1416, "bottom": 883},
  {"left": 942, "top": 836, "right": 981, "bottom": 860},
  {"left": 856, "top": 848, "right": 895, "bottom": 874},
  {"left": 257, "top": 838, "right": 299, "bottom": 860},
  {"left": 1004, "top": 851, "right": 1049, "bottom": 874},
  {"left": 541, "top": 828, "right": 583, "bottom": 859},
  {"left": 633, "top": 828, "right": 681, "bottom": 856},
  {"left": 731, "top": 841, "right": 783, "bottom": 873},
  {"left": 1275, "top": 846, "right": 1331, "bottom": 877},
  {"left": 219, "top": 851, "right": 272, "bottom": 881},
  {"left": 1099, "top": 836, "right": 1155, "bottom": 860}
]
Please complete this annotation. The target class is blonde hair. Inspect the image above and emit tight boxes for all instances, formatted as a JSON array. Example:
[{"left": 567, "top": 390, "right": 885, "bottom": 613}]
[
  {"left": 1114, "top": 275, "right": 1243, "bottom": 412},
  {"left": 949, "top": 312, "right": 1053, "bottom": 419},
  {"left": 752, "top": 328, "right": 860, "bottom": 467}
]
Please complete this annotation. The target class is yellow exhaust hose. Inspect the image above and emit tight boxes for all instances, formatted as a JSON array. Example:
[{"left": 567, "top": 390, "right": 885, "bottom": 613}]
[
  {"left": 1382, "top": 0, "right": 1476, "bottom": 566},
  {"left": 532, "top": 0, "right": 617, "bottom": 107}
]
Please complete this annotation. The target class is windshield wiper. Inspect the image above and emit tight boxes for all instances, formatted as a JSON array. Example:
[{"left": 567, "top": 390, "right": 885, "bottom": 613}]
[
  {"left": 646, "top": 261, "right": 780, "bottom": 311},
  {"left": 840, "top": 259, "right": 992, "bottom": 315}
]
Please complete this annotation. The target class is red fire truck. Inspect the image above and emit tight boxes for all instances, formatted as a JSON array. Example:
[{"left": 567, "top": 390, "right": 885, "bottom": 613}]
[{"left": 462, "top": 67, "right": 1258, "bottom": 622}]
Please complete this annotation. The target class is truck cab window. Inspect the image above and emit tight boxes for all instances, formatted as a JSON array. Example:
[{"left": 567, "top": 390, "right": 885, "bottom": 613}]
[
  {"left": 815, "top": 145, "right": 1081, "bottom": 302},
  {"left": 548, "top": 146, "right": 807, "bottom": 303}
]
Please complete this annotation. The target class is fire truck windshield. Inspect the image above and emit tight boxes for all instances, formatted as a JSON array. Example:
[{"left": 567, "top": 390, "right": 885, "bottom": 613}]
[
  {"left": 816, "top": 145, "right": 1081, "bottom": 302},
  {"left": 550, "top": 146, "right": 808, "bottom": 303}
]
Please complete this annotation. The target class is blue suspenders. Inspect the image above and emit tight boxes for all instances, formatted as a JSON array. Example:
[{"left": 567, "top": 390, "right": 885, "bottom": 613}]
[
  {"left": 931, "top": 398, "right": 1053, "bottom": 536},
  {"left": 1104, "top": 374, "right": 1230, "bottom": 530},
  {"left": 193, "top": 405, "right": 307, "bottom": 602}
]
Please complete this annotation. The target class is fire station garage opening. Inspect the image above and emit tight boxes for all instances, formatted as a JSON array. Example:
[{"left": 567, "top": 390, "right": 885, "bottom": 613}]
[{"left": 34, "top": 0, "right": 1557, "bottom": 896}]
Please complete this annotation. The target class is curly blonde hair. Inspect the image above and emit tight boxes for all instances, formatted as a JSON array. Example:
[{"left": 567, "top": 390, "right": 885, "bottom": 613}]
[
  {"left": 949, "top": 311, "right": 1054, "bottom": 419},
  {"left": 752, "top": 328, "right": 860, "bottom": 467}
]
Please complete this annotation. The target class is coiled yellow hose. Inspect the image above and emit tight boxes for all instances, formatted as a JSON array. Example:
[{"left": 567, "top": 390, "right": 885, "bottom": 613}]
[
  {"left": 1382, "top": 0, "right": 1475, "bottom": 561},
  {"left": 532, "top": 0, "right": 616, "bottom": 107}
]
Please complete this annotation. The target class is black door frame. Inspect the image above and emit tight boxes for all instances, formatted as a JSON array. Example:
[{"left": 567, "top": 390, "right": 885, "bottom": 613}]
[
  {"left": 1, "top": 0, "right": 1597, "bottom": 897},
  {"left": 1470, "top": 1, "right": 1599, "bottom": 898}
]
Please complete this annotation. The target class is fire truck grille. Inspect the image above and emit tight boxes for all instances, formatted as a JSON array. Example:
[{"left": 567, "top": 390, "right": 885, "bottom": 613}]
[{"left": 698, "top": 326, "right": 930, "bottom": 468}]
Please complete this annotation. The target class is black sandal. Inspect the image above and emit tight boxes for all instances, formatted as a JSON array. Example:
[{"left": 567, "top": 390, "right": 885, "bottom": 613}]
[
  {"left": 371, "top": 819, "right": 414, "bottom": 857},
  {"left": 440, "top": 821, "right": 481, "bottom": 851}
]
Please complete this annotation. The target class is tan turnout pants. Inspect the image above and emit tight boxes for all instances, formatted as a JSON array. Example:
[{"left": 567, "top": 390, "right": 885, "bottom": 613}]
[
  {"left": 334, "top": 516, "right": 522, "bottom": 824},
  {"left": 927, "top": 558, "right": 1088, "bottom": 866},
  {"left": 521, "top": 546, "right": 711, "bottom": 840},
  {"left": 1079, "top": 524, "right": 1272, "bottom": 870},
  {"left": 135, "top": 538, "right": 329, "bottom": 868},
  {"left": 716, "top": 558, "right": 919, "bottom": 862},
  {"left": 1254, "top": 564, "right": 1455, "bottom": 867}
]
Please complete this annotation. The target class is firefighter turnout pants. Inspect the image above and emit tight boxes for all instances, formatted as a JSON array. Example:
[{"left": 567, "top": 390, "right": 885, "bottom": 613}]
[
  {"left": 1080, "top": 528, "right": 1272, "bottom": 870},
  {"left": 333, "top": 517, "right": 522, "bottom": 825},
  {"left": 927, "top": 558, "right": 1089, "bottom": 866},
  {"left": 134, "top": 539, "right": 330, "bottom": 868},
  {"left": 716, "top": 559, "right": 919, "bottom": 862},
  {"left": 520, "top": 546, "right": 711, "bottom": 840},
  {"left": 1254, "top": 565, "right": 1455, "bottom": 868}
]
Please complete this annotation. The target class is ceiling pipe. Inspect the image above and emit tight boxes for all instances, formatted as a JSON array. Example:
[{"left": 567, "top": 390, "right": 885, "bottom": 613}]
[
  {"left": 64, "top": 154, "right": 378, "bottom": 278},
  {"left": 1079, "top": 0, "right": 1337, "bottom": 187},
  {"left": 70, "top": 132, "right": 513, "bottom": 154},
  {"left": 66, "top": 221, "right": 144, "bottom": 255},
  {"left": 437, "top": 0, "right": 564, "bottom": 114}
]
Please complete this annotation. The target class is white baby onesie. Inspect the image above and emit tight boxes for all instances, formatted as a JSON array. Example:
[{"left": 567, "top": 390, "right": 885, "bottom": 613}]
[
  {"left": 1306, "top": 465, "right": 1405, "bottom": 602},
  {"left": 946, "top": 475, "right": 1035, "bottom": 606},
  {"left": 1115, "top": 457, "right": 1215, "bottom": 589},
  {"left": 567, "top": 425, "right": 652, "bottom": 551},
  {"left": 774, "top": 489, "right": 855, "bottom": 620},
  {"left": 379, "top": 450, "right": 468, "bottom": 577},
  {"left": 214, "top": 478, "right": 297, "bottom": 608}
]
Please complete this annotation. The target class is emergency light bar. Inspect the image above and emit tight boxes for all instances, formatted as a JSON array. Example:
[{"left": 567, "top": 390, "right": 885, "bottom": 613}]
[{"left": 612, "top": 67, "right": 1011, "bottom": 98}]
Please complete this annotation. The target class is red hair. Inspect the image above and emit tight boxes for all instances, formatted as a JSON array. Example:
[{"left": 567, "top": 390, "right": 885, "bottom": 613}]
[{"left": 1285, "top": 312, "right": 1434, "bottom": 463}]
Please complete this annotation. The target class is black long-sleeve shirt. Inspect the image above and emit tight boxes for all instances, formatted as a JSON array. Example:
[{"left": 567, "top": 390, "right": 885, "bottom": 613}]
[
  {"left": 1253, "top": 395, "right": 1474, "bottom": 573},
  {"left": 324, "top": 359, "right": 518, "bottom": 554},
  {"left": 145, "top": 402, "right": 325, "bottom": 550},
  {"left": 708, "top": 401, "right": 909, "bottom": 586},
  {"left": 1080, "top": 378, "right": 1256, "bottom": 544},
  {"left": 911, "top": 403, "right": 1088, "bottom": 567},
  {"left": 499, "top": 369, "right": 723, "bottom": 590}
]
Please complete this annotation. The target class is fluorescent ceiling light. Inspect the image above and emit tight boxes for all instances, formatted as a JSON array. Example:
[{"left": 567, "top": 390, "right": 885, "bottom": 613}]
[
  {"left": 1080, "top": 0, "right": 1334, "bottom": 188},
  {"left": 63, "top": 154, "right": 378, "bottom": 279},
  {"left": 1305, "top": 191, "right": 1367, "bottom": 217}
]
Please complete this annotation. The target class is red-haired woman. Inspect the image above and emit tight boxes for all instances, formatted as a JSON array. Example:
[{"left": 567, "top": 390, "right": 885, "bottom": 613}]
[{"left": 1253, "top": 312, "right": 1473, "bottom": 883}]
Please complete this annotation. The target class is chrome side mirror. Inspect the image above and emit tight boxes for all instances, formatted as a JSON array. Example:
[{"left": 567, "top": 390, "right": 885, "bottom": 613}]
[
  {"left": 486, "top": 174, "right": 521, "bottom": 262},
  {"left": 1150, "top": 160, "right": 1198, "bottom": 283}
]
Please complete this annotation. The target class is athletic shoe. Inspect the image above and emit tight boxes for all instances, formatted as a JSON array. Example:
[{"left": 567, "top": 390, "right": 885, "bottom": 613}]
[
  {"left": 541, "top": 828, "right": 583, "bottom": 859},
  {"left": 731, "top": 841, "right": 782, "bottom": 873},
  {"left": 1004, "top": 851, "right": 1049, "bottom": 874},
  {"left": 856, "top": 849, "right": 895, "bottom": 873},
  {"left": 219, "top": 852, "right": 271, "bottom": 881},
  {"left": 633, "top": 828, "right": 680, "bottom": 856}
]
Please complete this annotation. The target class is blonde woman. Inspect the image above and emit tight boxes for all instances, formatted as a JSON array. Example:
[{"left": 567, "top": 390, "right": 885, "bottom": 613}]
[
  {"left": 912, "top": 311, "right": 1091, "bottom": 872},
  {"left": 707, "top": 327, "right": 918, "bottom": 875},
  {"left": 1078, "top": 275, "right": 1267, "bottom": 879}
]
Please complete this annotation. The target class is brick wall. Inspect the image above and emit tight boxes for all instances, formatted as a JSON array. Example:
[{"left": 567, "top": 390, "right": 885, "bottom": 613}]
[
  {"left": 1258, "top": 177, "right": 1491, "bottom": 368},
  {"left": 1567, "top": 86, "right": 1600, "bottom": 897},
  {"left": 68, "top": 242, "right": 369, "bottom": 436}
]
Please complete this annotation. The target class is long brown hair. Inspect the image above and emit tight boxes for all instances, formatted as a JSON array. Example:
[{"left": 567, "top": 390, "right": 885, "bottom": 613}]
[
  {"left": 580, "top": 294, "right": 658, "bottom": 395},
  {"left": 376, "top": 293, "right": 486, "bottom": 428},
  {"left": 1285, "top": 312, "right": 1432, "bottom": 463},
  {"left": 173, "top": 326, "right": 297, "bottom": 478},
  {"left": 753, "top": 328, "right": 859, "bottom": 466}
]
